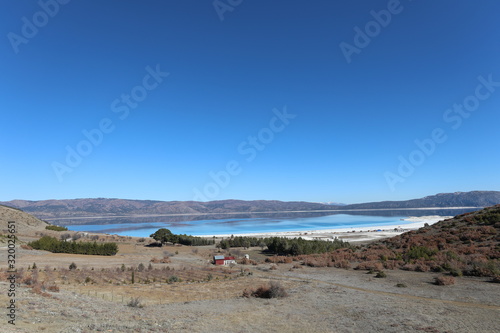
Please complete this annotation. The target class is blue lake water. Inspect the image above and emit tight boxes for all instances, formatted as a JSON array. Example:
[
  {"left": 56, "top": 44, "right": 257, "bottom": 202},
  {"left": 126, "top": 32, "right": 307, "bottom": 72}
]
[{"left": 58, "top": 209, "right": 475, "bottom": 238}]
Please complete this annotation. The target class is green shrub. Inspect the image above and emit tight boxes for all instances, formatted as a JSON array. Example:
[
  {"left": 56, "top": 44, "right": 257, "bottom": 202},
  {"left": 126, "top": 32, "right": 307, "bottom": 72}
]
[
  {"left": 406, "top": 246, "right": 437, "bottom": 261},
  {"left": 449, "top": 268, "right": 463, "bottom": 277},
  {"left": 28, "top": 236, "right": 118, "bottom": 255},
  {"left": 45, "top": 225, "right": 68, "bottom": 231},
  {"left": 168, "top": 275, "right": 179, "bottom": 283}
]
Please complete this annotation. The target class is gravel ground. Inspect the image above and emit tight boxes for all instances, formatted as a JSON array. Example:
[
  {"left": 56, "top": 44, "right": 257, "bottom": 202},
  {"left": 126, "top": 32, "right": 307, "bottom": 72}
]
[{"left": 1, "top": 265, "right": 499, "bottom": 333}]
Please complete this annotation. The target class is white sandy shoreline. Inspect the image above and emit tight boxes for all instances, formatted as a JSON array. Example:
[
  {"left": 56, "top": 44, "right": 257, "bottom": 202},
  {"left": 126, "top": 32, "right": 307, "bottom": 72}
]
[{"left": 205, "top": 215, "right": 451, "bottom": 243}]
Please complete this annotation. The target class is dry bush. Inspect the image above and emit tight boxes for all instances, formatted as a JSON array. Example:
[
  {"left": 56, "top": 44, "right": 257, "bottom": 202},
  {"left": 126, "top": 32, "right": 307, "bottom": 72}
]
[
  {"left": 239, "top": 258, "right": 258, "bottom": 265},
  {"left": 265, "top": 256, "right": 293, "bottom": 264},
  {"left": 292, "top": 264, "right": 302, "bottom": 269},
  {"left": 434, "top": 275, "right": 455, "bottom": 286},
  {"left": 332, "top": 260, "right": 351, "bottom": 269},
  {"left": 127, "top": 297, "right": 143, "bottom": 308},
  {"left": 22, "top": 275, "right": 36, "bottom": 286},
  {"left": 268, "top": 281, "right": 288, "bottom": 298},
  {"left": 20, "top": 244, "right": 33, "bottom": 250},
  {"left": 303, "top": 255, "right": 330, "bottom": 267},
  {"left": 270, "top": 264, "right": 278, "bottom": 270},
  {"left": 242, "top": 288, "right": 252, "bottom": 298},
  {"left": 46, "top": 284, "right": 60, "bottom": 292},
  {"left": 32, "top": 283, "right": 51, "bottom": 297},
  {"left": 490, "top": 276, "right": 500, "bottom": 283},
  {"left": 355, "top": 261, "right": 384, "bottom": 271},
  {"left": 245, "top": 281, "right": 288, "bottom": 299},
  {"left": 330, "top": 248, "right": 355, "bottom": 261},
  {"left": 150, "top": 257, "right": 171, "bottom": 263},
  {"left": 415, "top": 264, "right": 431, "bottom": 272},
  {"left": 382, "top": 260, "right": 403, "bottom": 270}
]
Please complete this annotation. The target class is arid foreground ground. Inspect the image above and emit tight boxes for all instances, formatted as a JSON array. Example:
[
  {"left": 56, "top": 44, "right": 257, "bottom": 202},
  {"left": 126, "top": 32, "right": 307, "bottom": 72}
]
[{"left": 1, "top": 238, "right": 499, "bottom": 333}]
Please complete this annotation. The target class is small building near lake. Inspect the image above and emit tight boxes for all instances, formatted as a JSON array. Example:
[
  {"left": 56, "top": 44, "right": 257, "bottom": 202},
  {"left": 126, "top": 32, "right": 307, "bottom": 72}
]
[{"left": 213, "top": 255, "right": 236, "bottom": 266}]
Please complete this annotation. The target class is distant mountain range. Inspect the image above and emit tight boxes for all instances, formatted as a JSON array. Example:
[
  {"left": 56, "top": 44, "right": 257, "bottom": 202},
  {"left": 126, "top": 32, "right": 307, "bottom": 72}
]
[
  {"left": 0, "top": 199, "right": 330, "bottom": 219},
  {"left": 1, "top": 191, "right": 499, "bottom": 220},
  {"left": 340, "top": 191, "right": 500, "bottom": 210}
]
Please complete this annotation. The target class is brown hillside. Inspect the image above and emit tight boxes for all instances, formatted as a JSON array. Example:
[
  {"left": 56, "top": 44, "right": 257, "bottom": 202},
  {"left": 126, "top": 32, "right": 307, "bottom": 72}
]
[
  {"left": 353, "top": 205, "right": 500, "bottom": 277},
  {"left": 0, "top": 204, "right": 48, "bottom": 236}
]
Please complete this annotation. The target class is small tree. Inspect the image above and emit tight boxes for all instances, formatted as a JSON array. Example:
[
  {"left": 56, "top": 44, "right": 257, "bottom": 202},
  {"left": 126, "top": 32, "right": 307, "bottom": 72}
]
[{"left": 150, "top": 228, "right": 176, "bottom": 245}]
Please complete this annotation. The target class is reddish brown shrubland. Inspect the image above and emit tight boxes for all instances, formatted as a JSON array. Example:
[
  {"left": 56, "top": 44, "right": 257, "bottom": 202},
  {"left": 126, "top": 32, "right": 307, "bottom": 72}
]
[
  {"left": 355, "top": 261, "right": 384, "bottom": 271},
  {"left": 348, "top": 206, "right": 500, "bottom": 277},
  {"left": 304, "top": 257, "right": 329, "bottom": 267},
  {"left": 265, "top": 256, "right": 293, "bottom": 264},
  {"left": 382, "top": 260, "right": 403, "bottom": 270}
]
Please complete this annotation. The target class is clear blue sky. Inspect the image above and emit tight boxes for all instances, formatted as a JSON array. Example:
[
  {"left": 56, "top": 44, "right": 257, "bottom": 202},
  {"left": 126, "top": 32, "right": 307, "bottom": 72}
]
[{"left": 1, "top": 0, "right": 499, "bottom": 204}]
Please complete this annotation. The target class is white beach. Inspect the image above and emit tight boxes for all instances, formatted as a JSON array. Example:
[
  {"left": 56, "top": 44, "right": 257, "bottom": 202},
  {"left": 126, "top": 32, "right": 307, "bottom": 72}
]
[{"left": 209, "top": 215, "right": 451, "bottom": 243}]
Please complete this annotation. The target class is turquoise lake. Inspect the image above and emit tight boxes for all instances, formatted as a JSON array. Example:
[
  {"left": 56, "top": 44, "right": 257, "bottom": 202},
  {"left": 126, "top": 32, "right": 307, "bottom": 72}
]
[{"left": 56, "top": 209, "right": 475, "bottom": 238}]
